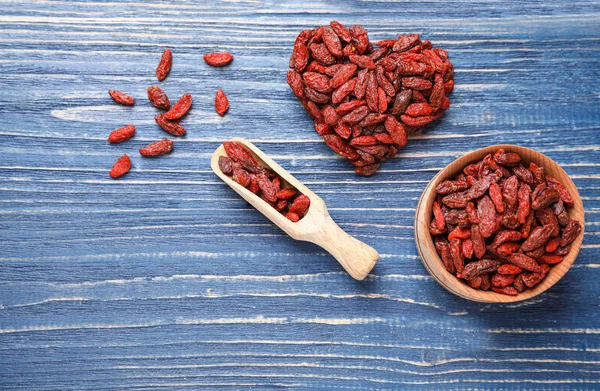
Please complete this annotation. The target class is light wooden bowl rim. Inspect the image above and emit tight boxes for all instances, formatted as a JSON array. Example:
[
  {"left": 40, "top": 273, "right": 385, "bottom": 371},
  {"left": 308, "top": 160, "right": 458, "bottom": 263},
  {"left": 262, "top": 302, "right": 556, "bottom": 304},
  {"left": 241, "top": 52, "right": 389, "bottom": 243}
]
[{"left": 414, "top": 144, "right": 585, "bottom": 303}]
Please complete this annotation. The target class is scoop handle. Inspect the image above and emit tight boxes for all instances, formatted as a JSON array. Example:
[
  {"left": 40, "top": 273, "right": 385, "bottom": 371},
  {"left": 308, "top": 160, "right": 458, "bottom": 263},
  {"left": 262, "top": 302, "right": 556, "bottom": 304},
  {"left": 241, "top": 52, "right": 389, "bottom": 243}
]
[{"left": 304, "top": 217, "right": 378, "bottom": 280}]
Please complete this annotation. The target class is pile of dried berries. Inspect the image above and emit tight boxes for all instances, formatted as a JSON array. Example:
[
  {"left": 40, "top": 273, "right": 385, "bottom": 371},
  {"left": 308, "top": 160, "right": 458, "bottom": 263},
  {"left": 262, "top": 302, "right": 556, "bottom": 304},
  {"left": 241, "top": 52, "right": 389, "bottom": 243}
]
[
  {"left": 287, "top": 21, "right": 454, "bottom": 176},
  {"left": 218, "top": 141, "right": 311, "bottom": 222},
  {"left": 107, "top": 49, "right": 233, "bottom": 178},
  {"left": 430, "top": 149, "right": 581, "bottom": 295}
]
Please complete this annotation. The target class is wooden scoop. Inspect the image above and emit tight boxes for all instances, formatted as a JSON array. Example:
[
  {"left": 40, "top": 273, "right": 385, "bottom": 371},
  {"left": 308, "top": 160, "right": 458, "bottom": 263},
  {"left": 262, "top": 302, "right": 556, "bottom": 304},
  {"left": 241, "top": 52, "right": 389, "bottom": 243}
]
[{"left": 210, "top": 138, "right": 378, "bottom": 280}]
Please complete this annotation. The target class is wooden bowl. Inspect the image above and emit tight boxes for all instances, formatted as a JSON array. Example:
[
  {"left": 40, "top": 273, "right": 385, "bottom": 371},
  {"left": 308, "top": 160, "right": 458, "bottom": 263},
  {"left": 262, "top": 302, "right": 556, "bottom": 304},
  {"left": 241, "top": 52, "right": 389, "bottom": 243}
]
[{"left": 414, "top": 144, "right": 585, "bottom": 303}]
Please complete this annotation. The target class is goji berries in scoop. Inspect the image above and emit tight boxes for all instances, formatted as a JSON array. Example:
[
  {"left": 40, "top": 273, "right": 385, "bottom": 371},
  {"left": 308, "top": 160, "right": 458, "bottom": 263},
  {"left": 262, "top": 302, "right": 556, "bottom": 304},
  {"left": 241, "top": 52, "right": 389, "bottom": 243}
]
[
  {"left": 219, "top": 141, "right": 310, "bottom": 222},
  {"left": 287, "top": 21, "right": 454, "bottom": 176},
  {"left": 430, "top": 149, "right": 581, "bottom": 295}
]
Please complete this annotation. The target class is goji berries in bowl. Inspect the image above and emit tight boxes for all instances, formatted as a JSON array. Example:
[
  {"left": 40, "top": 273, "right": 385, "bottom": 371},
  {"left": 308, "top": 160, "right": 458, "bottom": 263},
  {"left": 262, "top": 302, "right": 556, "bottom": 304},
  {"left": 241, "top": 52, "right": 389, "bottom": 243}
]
[{"left": 415, "top": 145, "right": 585, "bottom": 303}]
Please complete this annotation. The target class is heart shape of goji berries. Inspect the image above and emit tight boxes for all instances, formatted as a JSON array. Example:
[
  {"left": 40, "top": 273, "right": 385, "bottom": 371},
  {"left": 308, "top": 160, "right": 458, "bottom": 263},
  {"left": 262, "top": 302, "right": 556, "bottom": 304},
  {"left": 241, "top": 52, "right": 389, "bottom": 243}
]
[{"left": 287, "top": 21, "right": 454, "bottom": 176}]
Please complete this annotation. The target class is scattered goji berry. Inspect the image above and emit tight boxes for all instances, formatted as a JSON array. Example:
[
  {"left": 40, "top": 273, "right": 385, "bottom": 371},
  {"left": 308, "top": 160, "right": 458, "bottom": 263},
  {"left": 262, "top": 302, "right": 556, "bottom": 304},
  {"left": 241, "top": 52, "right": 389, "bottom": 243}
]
[
  {"left": 147, "top": 86, "right": 171, "bottom": 110},
  {"left": 203, "top": 51, "right": 234, "bottom": 67},
  {"left": 109, "top": 154, "right": 131, "bottom": 179},
  {"left": 108, "top": 125, "right": 136, "bottom": 143},
  {"left": 215, "top": 89, "right": 229, "bottom": 116},
  {"left": 156, "top": 48, "right": 172, "bottom": 81},
  {"left": 108, "top": 90, "right": 134, "bottom": 106},
  {"left": 164, "top": 93, "right": 192, "bottom": 120},
  {"left": 139, "top": 138, "right": 173, "bottom": 157},
  {"left": 154, "top": 114, "right": 186, "bottom": 137}
]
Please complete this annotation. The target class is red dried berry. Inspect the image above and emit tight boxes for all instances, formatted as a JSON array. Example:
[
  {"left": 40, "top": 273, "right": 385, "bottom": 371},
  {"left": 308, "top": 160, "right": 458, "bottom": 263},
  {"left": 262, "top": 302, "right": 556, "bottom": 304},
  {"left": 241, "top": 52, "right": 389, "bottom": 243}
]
[
  {"left": 215, "top": 89, "right": 230, "bottom": 116},
  {"left": 276, "top": 188, "right": 297, "bottom": 200},
  {"left": 156, "top": 49, "right": 172, "bottom": 81},
  {"left": 285, "top": 212, "right": 300, "bottom": 222},
  {"left": 164, "top": 93, "right": 192, "bottom": 120},
  {"left": 139, "top": 138, "right": 173, "bottom": 157},
  {"left": 155, "top": 114, "right": 186, "bottom": 137},
  {"left": 288, "top": 194, "right": 311, "bottom": 216},
  {"left": 109, "top": 154, "right": 131, "bottom": 179},
  {"left": 108, "top": 125, "right": 135, "bottom": 143},
  {"left": 218, "top": 156, "right": 234, "bottom": 175},
  {"left": 203, "top": 51, "right": 234, "bottom": 67},
  {"left": 147, "top": 86, "right": 171, "bottom": 110},
  {"left": 108, "top": 90, "right": 134, "bottom": 106}
]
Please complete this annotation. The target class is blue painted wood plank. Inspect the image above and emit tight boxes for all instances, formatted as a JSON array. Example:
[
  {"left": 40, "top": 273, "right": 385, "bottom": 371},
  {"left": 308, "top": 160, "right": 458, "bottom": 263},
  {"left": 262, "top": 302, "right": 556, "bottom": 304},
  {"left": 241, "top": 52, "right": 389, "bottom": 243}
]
[{"left": 0, "top": 0, "right": 599, "bottom": 389}]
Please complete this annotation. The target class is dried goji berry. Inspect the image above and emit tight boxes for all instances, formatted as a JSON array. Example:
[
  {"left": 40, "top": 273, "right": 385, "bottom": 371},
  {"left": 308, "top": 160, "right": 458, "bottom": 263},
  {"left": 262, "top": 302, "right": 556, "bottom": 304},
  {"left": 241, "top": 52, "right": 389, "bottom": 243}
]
[
  {"left": 203, "top": 51, "right": 234, "bottom": 67},
  {"left": 491, "top": 286, "right": 518, "bottom": 296},
  {"left": 329, "top": 20, "right": 351, "bottom": 43},
  {"left": 538, "top": 254, "right": 564, "bottom": 265},
  {"left": 288, "top": 194, "right": 311, "bottom": 216},
  {"left": 154, "top": 114, "right": 186, "bottom": 137},
  {"left": 139, "top": 138, "right": 173, "bottom": 157},
  {"left": 146, "top": 86, "right": 170, "bottom": 112},
  {"left": 156, "top": 48, "right": 172, "bottom": 81},
  {"left": 215, "top": 89, "right": 229, "bottom": 116},
  {"left": 488, "top": 182, "right": 505, "bottom": 213},
  {"left": 546, "top": 176, "right": 574, "bottom": 206},
  {"left": 331, "top": 64, "right": 357, "bottom": 89},
  {"left": 164, "top": 93, "right": 192, "bottom": 120},
  {"left": 108, "top": 125, "right": 135, "bottom": 143},
  {"left": 560, "top": 220, "right": 581, "bottom": 247},
  {"left": 218, "top": 156, "right": 234, "bottom": 175},
  {"left": 491, "top": 273, "right": 516, "bottom": 288},
  {"left": 108, "top": 90, "right": 134, "bottom": 106},
  {"left": 285, "top": 212, "right": 300, "bottom": 222},
  {"left": 276, "top": 188, "right": 297, "bottom": 200},
  {"left": 109, "top": 154, "right": 131, "bottom": 179},
  {"left": 497, "top": 264, "right": 523, "bottom": 275}
]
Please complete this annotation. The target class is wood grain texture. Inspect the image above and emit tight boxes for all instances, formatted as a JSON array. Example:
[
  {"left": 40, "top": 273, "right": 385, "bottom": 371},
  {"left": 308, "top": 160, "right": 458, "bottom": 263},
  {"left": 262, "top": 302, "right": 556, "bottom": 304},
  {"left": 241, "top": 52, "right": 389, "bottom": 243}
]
[{"left": 0, "top": 0, "right": 599, "bottom": 389}]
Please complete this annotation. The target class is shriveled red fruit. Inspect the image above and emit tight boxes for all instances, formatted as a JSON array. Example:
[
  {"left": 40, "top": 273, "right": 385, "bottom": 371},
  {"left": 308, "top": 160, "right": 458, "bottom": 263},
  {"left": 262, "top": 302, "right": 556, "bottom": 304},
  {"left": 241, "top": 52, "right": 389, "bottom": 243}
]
[
  {"left": 147, "top": 86, "right": 171, "bottom": 110},
  {"left": 203, "top": 51, "right": 234, "bottom": 67},
  {"left": 215, "top": 89, "right": 230, "bottom": 116},
  {"left": 232, "top": 168, "right": 250, "bottom": 187},
  {"left": 497, "top": 264, "right": 523, "bottom": 275},
  {"left": 276, "top": 188, "right": 297, "bottom": 200},
  {"left": 164, "top": 93, "right": 192, "bottom": 120},
  {"left": 156, "top": 49, "right": 172, "bottom": 81},
  {"left": 288, "top": 194, "right": 311, "bottom": 216},
  {"left": 109, "top": 154, "right": 131, "bottom": 179},
  {"left": 108, "top": 90, "right": 134, "bottom": 106},
  {"left": 108, "top": 125, "right": 135, "bottom": 143},
  {"left": 139, "top": 138, "right": 173, "bottom": 157},
  {"left": 218, "top": 156, "right": 234, "bottom": 175},
  {"left": 285, "top": 212, "right": 300, "bottom": 222},
  {"left": 491, "top": 286, "right": 518, "bottom": 296},
  {"left": 539, "top": 254, "right": 564, "bottom": 265},
  {"left": 155, "top": 114, "right": 186, "bottom": 137}
]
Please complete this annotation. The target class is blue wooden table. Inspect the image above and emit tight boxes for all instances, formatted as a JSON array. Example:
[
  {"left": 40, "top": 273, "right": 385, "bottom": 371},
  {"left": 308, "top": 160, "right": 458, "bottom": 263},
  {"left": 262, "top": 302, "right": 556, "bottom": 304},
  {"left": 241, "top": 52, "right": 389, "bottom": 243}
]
[{"left": 1, "top": 1, "right": 599, "bottom": 389}]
